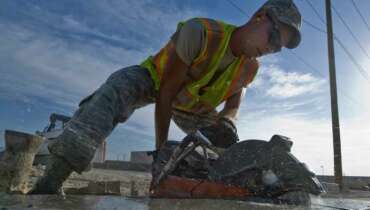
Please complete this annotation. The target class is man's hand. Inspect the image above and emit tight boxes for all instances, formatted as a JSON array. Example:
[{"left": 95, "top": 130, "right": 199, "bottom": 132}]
[
  {"left": 198, "top": 116, "right": 239, "bottom": 148},
  {"left": 155, "top": 42, "right": 189, "bottom": 150}
]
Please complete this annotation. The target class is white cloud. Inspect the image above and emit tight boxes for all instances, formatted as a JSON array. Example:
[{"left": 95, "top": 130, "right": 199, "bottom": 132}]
[
  {"left": 236, "top": 58, "right": 370, "bottom": 176},
  {"left": 236, "top": 111, "right": 370, "bottom": 176},
  {"left": 0, "top": 23, "right": 122, "bottom": 108},
  {"left": 0, "top": 0, "right": 204, "bottom": 147},
  {"left": 4, "top": 1, "right": 369, "bottom": 177},
  {"left": 242, "top": 66, "right": 328, "bottom": 118},
  {"left": 249, "top": 60, "right": 327, "bottom": 101},
  {"left": 0, "top": 1, "right": 205, "bottom": 109},
  {"left": 237, "top": 113, "right": 332, "bottom": 174},
  {"left": 263, "top": 66, "right": 326, "bottom": 98}
]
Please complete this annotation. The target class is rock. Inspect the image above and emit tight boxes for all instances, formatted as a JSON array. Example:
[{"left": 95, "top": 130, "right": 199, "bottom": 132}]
[{"left": 0, "top": 130, "right": 43, "bottom": 194}]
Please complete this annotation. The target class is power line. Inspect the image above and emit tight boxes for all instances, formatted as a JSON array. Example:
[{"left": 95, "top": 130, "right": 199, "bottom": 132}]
[
  {"left": 300, "top": 1, "right": 327, "bottom": 33},
  {"left": 302, "top": 0, "right": 370, "bottom": 84},
  {"left": 288, "top": 50, "right": 325, "bottom": 78},
  {"left": 228, "top": 0, "right": 328, "bottom": 34},
  {"left": 224, "top": 0, "right": 370, "bottom": 84},
  {"left": 223, "top": 0, "right": 369, "bottom": 111},
  {"left": 332, "top": 5, "right": 370, "bottom": 60},
  {"left": 302, "top": 19, "right": 327, "bottom": 34},
  {"left": 225, "top": 0, "right": 250, "bottom": 18},
  {"left": 302, "top": 2, "right": 370, "bottom": 108},
  {"left": 350, "top": 0, "right": 370, "bottom": 31},
  {"left": 289, "top": 51, "right": 368, "bottom": 111},
  {"left": 304, "top": 0, "right": 326, "bottom": 25},
  {"left": 226, "top": 0, "right": 327, "bottom": 34},
  {"left": 333, "top": 36, "right": 370, "bottom": 82}
]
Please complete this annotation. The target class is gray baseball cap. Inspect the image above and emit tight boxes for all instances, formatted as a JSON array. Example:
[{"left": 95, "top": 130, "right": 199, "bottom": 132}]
[{"left": 261, "top": 0, "right": 302, "bottom": 49}]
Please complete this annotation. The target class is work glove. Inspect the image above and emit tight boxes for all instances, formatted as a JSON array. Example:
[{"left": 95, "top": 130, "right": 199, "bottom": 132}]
[{"left": 198, "top": 117, "right": 239, "bottom": 148}]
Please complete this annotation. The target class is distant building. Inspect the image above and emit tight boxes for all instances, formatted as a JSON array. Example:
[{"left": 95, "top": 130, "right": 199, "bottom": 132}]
[
  {"left": 130, "top": 151, "right": 153, "bottom": 164},
  {"left": 0, "top": 147, "right": 4, "bottom": 159}
]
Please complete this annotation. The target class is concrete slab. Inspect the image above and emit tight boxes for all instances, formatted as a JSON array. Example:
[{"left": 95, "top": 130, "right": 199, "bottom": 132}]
[
  {"left": 1, "top": 130, "right": 43, "bottom": 194},
  {"left": 65, "top": 181, "right": 121, "bottom": 195},
  {"left": 1, "top": 194, "right": 370, "bottom": 210}
]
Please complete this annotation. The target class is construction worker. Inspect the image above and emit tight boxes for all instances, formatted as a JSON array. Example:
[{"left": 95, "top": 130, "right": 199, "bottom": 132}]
[{"left": 30, "top": 0, "right": 302, "bottom": 194}]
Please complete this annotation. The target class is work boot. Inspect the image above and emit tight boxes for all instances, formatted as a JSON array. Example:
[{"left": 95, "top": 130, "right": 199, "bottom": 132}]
[{"left": 28, "top": 155, "right": 73, "bottom": 194}]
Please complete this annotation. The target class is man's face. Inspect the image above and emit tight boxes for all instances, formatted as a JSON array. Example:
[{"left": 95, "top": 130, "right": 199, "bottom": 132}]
[{"left": 239, "top": 11, "right": 293, "bottom": 58}]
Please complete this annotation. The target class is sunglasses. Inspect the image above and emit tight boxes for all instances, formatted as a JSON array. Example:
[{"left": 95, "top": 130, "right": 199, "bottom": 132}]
[{"left": 266, "top": 13, "right": 282, "bottom": 53}]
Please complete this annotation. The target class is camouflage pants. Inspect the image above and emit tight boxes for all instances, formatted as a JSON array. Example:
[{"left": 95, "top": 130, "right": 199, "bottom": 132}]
[{"left": 49, "top": 65, "right": 218, "bottom": 173}]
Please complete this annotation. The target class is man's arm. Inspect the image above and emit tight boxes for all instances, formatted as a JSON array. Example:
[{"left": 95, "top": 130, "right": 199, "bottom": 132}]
[
  {"left": 218, "top": 89, "right": 244, "bottom": 122},
  {"left": 219, "top": 58, "right": 259, "bottom": 122},
  {"left": 155, "top": 42, "right": 189, "bottom": 150}
]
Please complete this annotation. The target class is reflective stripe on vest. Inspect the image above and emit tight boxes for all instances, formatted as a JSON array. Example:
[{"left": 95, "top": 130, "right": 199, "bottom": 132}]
[{"left": 140, "top": 18, "right": 258, "bottom": 111}]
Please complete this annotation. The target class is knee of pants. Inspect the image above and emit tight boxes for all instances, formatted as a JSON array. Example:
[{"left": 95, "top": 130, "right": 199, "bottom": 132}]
[
  {"left": 77, "top": 66, "right": 154, "bottom": 125},
  {"left": 78, "top": 84, "right": 118, "bottom": 113},
  {"left": 93, "top": 84, "right": 135, "bottom": 123},
  {"left": 79, "top": 83, "right": 129, "bottom": 123}
]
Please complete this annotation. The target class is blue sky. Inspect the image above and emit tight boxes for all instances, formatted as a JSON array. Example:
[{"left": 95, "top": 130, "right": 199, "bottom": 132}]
[{"left": 1, "top": 0, "right": 370, "bottom": 176}]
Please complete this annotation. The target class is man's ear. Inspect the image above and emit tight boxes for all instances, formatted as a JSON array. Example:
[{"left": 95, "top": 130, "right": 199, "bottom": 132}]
[{"left": 250, "top": 9, "right": 268, "bottom": 24}]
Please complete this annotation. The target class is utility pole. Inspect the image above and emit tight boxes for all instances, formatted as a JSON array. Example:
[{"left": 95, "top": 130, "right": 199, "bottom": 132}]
[{"left": 325, "top": 0, "right": 344, "bottom": 191}]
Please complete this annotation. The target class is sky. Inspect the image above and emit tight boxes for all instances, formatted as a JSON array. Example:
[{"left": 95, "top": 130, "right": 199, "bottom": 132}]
[{"left": 0, "top": 0, "right": 370, "bottom": 176}]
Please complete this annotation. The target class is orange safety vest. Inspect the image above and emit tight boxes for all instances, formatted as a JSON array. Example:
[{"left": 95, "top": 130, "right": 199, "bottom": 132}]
[{"left": 141, "top": 18, "right": 258, "bottom": 112}]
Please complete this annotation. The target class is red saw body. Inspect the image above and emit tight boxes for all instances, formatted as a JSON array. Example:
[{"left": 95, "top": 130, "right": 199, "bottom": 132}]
[{"left": 150, "top": 175, "right": 252, "bottom": 199}]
